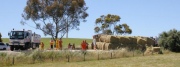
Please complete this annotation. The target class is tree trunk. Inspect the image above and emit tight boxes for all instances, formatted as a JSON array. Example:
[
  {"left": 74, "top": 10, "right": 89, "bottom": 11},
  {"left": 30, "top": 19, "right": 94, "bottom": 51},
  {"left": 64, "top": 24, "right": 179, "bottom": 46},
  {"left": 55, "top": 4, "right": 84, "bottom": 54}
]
[
  {"left": 66, "top": 29, "right": 68, "bottom": 38},
  {"left": 66, "top": 21, "right": 69, "bottom": 38}
]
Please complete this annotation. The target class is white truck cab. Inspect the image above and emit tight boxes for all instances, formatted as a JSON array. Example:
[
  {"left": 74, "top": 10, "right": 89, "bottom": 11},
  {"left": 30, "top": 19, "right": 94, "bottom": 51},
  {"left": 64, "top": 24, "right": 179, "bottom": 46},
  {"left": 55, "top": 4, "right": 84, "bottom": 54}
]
[{"left": 8, "top": 29, "right": 41, "bottom": 51}]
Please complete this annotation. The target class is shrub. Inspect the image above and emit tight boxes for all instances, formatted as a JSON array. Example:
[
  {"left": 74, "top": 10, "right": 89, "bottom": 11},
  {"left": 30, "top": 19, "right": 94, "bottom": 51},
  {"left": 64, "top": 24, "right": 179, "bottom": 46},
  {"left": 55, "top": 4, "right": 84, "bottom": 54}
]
[{"left": 158, "top": 29, "right": 180, "bottom": 52}]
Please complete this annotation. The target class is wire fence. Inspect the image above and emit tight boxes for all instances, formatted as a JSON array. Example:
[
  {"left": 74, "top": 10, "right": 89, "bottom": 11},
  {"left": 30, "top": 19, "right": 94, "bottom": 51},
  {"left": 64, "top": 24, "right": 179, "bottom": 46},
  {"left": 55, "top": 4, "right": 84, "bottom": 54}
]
[{"left": 0, "top": 49, "right": 161, "bottom": 66}]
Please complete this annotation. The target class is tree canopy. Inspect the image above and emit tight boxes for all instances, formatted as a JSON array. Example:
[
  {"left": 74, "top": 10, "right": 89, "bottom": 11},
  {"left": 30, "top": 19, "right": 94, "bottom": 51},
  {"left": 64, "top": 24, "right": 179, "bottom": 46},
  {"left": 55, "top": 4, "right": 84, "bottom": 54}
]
[
  {"left": 22, "top": 0, "right": 88, "bottom": 40},
  {"left": 158, "top": 29, "right": 180, "bottom": 52},
  {"left": 94, "top": 14, "right": 132, "bottom": 35}
]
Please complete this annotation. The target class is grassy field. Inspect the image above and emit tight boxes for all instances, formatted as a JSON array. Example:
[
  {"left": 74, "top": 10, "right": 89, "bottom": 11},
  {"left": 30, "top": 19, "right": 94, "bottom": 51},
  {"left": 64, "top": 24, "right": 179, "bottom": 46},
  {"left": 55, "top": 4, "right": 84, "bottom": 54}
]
[
  {"left": 7, "top": 53, "right": 180, "bottom": 67},
  {"left": 2, "top": 38, "right": 93, "bottom": 49}
]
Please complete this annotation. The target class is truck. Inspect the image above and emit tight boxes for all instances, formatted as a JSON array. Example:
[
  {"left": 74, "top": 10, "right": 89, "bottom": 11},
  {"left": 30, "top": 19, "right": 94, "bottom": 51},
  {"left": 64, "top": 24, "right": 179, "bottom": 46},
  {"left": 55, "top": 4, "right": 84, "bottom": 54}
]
[{"left": 8, "top": 29, "right": 41, "bottom": 51}]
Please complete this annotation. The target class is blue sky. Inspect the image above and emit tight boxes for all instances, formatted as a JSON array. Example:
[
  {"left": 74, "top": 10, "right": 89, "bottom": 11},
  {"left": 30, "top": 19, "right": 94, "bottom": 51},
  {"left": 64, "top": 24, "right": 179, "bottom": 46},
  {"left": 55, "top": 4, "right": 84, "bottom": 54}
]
[{"left": 0, "top": 0, "right": 180, "bottom": 39}]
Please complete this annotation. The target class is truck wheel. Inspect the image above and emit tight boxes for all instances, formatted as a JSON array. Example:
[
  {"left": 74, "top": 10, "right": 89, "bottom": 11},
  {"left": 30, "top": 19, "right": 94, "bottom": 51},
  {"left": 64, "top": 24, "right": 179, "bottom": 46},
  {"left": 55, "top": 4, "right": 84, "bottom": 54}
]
[
  {"left": 32, "top": 44, "right": 36, "bottom": 49},
  {"left": 36, "top": 43, "right": 39, "bottom": 48},
  {"left": 10, "top": 46, "right": 14, "bottom": 51},
  {"left": 20, "top": 46, "right": 25, "bottom": 50},
  {"left": 3, "top": 48, "right": 6, "bottom": 50},
  {"left": 15, "top": 46, "right": 19, "bottom": 50},
  {"left": 24, "top": 44, "right": 28, "bottom": 50}
]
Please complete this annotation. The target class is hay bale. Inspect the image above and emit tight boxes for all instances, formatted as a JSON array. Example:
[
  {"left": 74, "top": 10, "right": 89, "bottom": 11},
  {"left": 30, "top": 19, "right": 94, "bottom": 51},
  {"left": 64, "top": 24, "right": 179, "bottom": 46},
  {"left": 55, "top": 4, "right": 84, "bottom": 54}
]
[
  {"left": 99, "top": 35, "right": 107, "bottom": 42},
  {"left": 96, "top": 42, "right": 105, "bottom": 50},
  {"left": 146, "top": 37, "right": 155, "bottom": 46},
  {"left": 136, "top": 37, "right": 147, "bottom": 49},
  {"left": 104, "top": 43, "right": 111, "bottom": 50},
  {"left": 131, "top": 37, "right": 137, "bottom": 45},
  {"left": 104, "top": 43, "right": 121, "bottom": 50},
  {"left": 117, "top": 36, "right": 129, "bottom": 45},
  {"left": 105, "top": 35, "right": 119, "bottom": 43},
  {"left": 137, "top": 37, "right": 146, "bottom": 46},
  {"left": 145, "top": 47, "right": 161, "bottom": 55},
  {"left": 152, "top": 47, "right": 161, "bottom": 52}
]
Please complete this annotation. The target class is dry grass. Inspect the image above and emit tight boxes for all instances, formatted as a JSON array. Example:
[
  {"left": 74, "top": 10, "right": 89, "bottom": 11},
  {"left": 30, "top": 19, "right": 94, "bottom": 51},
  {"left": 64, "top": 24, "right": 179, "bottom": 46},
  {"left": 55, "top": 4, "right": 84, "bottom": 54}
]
[{"left": 7, "top": 52, "right": 180, "bottom": 67}]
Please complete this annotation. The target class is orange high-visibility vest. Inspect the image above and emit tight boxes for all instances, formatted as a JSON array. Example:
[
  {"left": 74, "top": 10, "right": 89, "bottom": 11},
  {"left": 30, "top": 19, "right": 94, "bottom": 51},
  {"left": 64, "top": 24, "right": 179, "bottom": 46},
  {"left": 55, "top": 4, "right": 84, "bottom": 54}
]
[
  {"left": 50, "top": 40, "right": 54, "bottom": 45},
  {"left": 81, "top": 41, "right": 86, "bottom": 50},
  {"left": 59, "top": 40, "right": 62, "bottom": 49},
  {"left": 56, "top": 39, "right": 59, "bottom": 49},
  {"left": 41, "top": 42, "right": 44, "bottom": 50}
]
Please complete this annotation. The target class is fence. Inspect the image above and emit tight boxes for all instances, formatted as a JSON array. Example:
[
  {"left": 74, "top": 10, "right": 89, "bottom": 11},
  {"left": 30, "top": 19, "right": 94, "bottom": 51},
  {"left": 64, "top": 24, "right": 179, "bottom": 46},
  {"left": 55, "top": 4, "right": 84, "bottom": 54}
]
[{"left": 0, "top": 49, "right": 161, "bottom": 66}]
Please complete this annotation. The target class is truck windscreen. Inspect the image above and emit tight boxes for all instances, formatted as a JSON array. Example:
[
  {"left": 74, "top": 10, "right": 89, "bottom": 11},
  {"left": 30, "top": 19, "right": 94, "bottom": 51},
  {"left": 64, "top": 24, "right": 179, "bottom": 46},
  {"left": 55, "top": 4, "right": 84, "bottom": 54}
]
[{"left": 10, "top": 31, "right": 24, "bottom": 39}]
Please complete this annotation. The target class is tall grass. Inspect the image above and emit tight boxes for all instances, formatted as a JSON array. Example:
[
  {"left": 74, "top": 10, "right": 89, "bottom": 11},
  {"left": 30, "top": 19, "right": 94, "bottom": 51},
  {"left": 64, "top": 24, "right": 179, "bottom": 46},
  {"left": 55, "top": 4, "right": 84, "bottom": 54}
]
[{"left": 0, "top": 48, "right": 165, "bottom": 67}]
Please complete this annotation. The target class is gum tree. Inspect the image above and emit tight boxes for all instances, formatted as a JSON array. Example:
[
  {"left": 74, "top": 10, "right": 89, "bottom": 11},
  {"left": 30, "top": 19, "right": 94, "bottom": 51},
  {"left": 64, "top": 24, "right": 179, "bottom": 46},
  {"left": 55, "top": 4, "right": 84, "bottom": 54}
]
[
  {"left": 21, "top": 0, "right": 88, "bottom": 40},
  {"left": 94, "top": 14, "right": 132, "bottom": 35}
]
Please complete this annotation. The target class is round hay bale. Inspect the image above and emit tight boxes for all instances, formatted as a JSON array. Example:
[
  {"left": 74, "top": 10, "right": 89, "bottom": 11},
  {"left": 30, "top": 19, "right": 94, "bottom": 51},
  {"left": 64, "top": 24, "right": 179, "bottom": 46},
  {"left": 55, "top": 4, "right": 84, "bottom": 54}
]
[
  {"left": 130, "top": 37, "right": 137, "bottom": 45},
  {"left": 104, "top": 43, "right": 121, "bottom": 50},
  {"left": 99, "top": 35, "right": 107, "bottom": 42},
  {"left": 146, "top": 37, "right": 155, "bottom": 46},
  {"left": 105, "top": 35, "right": 119, "bottom": 43},
  {"left": 117, "top": 36, "right": 126, "bottom": 44},
  {"left": 104, "top": 43, "right": 112, "bottom": 50},
  {"left": 102, "top": 42, "right": 105, "bottom": 50},
  {"left": 137, "top": 37, "right": 146, "bottom": 49},
  {"left": 96, "top": 42, "right": 105, "bottom": 50},
  {"left": 137, "top": 37, "right": 146, "bottom": 45}
]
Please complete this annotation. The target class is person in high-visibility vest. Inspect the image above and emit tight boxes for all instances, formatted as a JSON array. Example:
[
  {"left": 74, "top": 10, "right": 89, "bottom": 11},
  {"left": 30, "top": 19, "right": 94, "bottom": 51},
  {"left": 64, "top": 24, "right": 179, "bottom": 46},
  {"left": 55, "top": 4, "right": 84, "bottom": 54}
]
[
  {"left": 50, "top": 39, "right": 54, "bottom": 49},
  {"left": 72, "top": 43, "right": 75, "bottom": 50},
  {"left": 40, "top": 42, "right": 44, "bottom": 50},
  {"left": 59, "top": 38, "right": 62, "bottom": 50},
  {"left": 81, "top": 40, "right": 86, "bottom": 50},
  {"left": 56, "top": 39, "right": 59, "bottom": 50}
]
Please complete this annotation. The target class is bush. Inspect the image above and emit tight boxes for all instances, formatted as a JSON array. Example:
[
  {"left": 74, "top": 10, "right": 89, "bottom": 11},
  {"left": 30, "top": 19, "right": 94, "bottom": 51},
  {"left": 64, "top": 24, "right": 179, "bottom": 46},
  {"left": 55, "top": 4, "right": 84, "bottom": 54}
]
[{"left": 158, "top": 29, "right": 180, "bottom": 52}]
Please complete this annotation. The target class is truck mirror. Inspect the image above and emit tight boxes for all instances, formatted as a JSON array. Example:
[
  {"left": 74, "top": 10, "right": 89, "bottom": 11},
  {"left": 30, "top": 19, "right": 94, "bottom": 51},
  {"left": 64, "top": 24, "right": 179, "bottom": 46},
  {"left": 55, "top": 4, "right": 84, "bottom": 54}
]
[{"left": 8, "top": 32, "right": 10, "bottom": 36}]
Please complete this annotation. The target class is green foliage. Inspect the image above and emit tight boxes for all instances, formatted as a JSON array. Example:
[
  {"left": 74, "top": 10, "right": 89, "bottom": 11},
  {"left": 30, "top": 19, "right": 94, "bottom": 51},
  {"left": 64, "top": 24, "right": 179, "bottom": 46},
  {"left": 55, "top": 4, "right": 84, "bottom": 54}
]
[
  {"left": 22, "top": 0, "right": 88, "bottom": 40},
  {"left": 0, "top": 32, "right": 2, "bottom": 42},
  {"left": 158, "top": 29, "right": 180, "bottom": 52},
  {"left": 94, "top": 14, "right": 132, "bottom": 35}
]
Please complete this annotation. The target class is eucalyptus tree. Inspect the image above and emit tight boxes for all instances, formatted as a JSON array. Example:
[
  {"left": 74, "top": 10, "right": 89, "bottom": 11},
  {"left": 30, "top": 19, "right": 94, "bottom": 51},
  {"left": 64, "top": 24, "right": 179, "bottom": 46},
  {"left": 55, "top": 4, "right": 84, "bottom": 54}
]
[
  {"left": 94, "top": 14, "right": 132, "bottom": 35},
  {"left": 22, "top": 0, "right": 88, "bottom": 40}
]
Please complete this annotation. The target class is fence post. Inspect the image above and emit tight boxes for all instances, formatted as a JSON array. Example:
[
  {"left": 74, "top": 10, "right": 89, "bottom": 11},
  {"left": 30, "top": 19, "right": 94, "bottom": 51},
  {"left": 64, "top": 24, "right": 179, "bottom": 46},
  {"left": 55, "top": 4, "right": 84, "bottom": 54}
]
[
  {"left": 110, "top": 52, "right": 112, "bottom": 59},
  {"left": 133, "top": 50, "right": 134, "bottom": 57},
  {"left": 98, "top": 52, "right": 99, "bottom": 60},
  {"left": 12, "top": 57, "right": 15, "bottom": 65},
  {"left": 83, "top": 52, "right": 86, "bottom": 61},
  {"left": 67, "top": 55, "right": 70, "bottom": 62}
]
